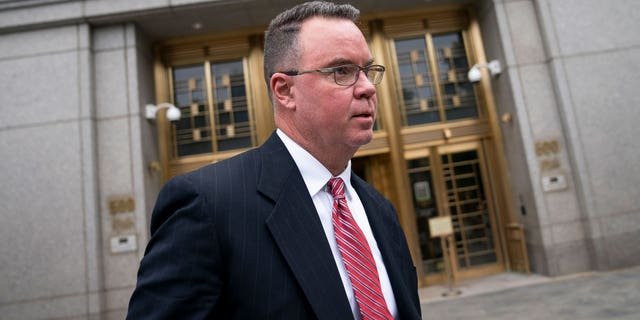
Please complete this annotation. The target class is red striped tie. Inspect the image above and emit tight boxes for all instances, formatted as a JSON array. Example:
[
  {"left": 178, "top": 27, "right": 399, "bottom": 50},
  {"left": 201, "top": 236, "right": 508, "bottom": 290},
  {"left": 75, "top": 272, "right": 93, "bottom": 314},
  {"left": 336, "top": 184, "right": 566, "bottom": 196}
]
[{"left": 328, "top": 178, "right": 393, "bottom": 320}]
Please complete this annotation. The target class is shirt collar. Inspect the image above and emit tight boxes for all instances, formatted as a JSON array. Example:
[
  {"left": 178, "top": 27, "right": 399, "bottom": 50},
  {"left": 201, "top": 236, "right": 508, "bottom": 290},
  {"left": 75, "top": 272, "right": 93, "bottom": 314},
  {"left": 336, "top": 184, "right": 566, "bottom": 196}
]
[{"left": 277, "top": 129, "right": 352, "bottom": 198}]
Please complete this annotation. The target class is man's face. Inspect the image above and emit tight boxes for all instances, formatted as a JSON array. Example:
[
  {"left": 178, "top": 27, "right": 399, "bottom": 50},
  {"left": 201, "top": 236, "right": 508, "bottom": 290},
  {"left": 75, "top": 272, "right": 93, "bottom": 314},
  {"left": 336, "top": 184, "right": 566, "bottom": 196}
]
[{"left": 290, "top": 17, "right": 378, "bottom": 151}]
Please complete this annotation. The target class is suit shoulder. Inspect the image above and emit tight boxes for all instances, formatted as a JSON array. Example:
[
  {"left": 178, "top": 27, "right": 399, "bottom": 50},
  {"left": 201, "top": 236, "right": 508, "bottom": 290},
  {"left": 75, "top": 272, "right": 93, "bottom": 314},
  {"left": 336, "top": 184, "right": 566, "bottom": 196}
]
[{"left": 172, "top": 147, "right": 262, "bottom": 185}]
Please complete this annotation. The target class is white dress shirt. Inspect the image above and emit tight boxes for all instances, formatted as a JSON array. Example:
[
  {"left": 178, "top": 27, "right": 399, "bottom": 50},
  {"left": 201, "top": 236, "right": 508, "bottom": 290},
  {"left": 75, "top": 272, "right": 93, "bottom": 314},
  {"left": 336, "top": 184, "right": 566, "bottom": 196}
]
[{"left": 276, "top": 129, "right": 398, "bottom": 319}]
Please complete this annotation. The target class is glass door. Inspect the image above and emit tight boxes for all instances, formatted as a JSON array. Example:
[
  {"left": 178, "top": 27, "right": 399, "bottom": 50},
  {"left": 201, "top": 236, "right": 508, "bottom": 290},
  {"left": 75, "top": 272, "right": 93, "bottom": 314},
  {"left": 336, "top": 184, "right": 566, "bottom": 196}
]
[
  {"left": 407, "top": 155, "right": 442, "bottom": 275},
  {"left": 407, "top": 141, "right": 503, "bottom": 283}
]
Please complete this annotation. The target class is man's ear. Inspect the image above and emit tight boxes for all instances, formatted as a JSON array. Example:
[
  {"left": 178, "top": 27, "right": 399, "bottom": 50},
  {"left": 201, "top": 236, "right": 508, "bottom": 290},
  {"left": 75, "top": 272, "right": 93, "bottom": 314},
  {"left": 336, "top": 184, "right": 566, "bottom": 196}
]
[{"left": 270, "top": 73, "right": 295, "bottom": 109}]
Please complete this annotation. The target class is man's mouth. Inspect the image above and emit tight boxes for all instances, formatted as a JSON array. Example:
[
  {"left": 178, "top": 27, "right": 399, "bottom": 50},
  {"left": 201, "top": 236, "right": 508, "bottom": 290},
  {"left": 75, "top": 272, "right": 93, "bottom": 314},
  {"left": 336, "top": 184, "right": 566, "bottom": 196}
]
[{"left": 354, "top": 112, "right": 372, "bottom": 118}]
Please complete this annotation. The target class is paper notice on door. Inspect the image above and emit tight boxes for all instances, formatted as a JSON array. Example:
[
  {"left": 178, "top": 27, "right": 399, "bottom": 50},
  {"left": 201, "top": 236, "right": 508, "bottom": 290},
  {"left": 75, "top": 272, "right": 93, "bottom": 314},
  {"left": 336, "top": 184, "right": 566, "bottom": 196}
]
[{"left": 429, "top": 216, "right": 453, "bottom": 238}]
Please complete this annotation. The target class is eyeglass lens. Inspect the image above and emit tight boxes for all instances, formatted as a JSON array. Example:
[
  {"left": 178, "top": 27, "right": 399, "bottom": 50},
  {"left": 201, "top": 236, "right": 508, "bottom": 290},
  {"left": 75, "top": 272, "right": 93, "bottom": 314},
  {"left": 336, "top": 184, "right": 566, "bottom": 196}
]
[{"left": 334, "top": 65, "right": 384, "bottom": 86}]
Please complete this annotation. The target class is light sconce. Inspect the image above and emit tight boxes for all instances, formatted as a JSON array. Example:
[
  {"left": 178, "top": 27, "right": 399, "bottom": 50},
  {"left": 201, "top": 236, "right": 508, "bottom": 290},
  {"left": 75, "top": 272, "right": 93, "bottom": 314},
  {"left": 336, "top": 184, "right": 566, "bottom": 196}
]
[
  {"left": 145, "top": 103, "right": 181, "bottom": 121},
  {"left": 467, "top": 60, "right": 502, "bottom": 83}
]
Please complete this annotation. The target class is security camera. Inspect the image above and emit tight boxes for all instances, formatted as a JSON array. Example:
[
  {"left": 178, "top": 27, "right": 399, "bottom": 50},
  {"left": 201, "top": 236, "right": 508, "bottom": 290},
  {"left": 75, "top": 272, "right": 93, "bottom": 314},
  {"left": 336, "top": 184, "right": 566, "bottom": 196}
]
[
  {"left": 467, "top": 60, "right": 502, "bottom": 84},
  {"left": 467, "top": 66, "right": 482, "bottom": 83},
  {"left": 166, "top": 105, "right": 181, "bottom": 121},
  {"left": 145, "top": 103, "right": 182, "bottom": 121}
]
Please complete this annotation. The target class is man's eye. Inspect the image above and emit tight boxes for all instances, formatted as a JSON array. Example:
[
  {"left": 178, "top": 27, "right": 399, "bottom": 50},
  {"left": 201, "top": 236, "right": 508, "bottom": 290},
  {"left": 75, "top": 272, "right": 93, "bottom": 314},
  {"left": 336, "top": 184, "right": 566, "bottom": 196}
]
[{"left": 335, "top": 66, "right": 355, "bottom": 75}]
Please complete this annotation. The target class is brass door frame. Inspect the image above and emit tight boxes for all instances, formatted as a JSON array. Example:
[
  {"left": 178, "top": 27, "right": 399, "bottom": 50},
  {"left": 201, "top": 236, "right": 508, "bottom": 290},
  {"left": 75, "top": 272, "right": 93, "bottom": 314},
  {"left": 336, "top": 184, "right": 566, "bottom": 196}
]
[
  {"left": 439, "top": 141, "right": 504, "bottom": 279},
  {"left": 372, "top": 7, "right": 520, "bottom": 285},
  {"left": 406, "top": 141, "right": 505, "bottom": 285}
]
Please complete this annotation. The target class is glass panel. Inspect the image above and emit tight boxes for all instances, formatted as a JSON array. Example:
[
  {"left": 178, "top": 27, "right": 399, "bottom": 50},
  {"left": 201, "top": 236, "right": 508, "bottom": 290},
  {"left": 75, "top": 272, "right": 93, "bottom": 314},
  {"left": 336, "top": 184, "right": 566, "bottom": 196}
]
[
  {"left": 171, "top": 59, "right": 256, "bottom": 158},
  {"left": 392, "top": 32, "right": 479, "bottom": 127},
  {"left": 407, "top": 157, "right": 444, "bottom": 273},
  {"left": 172, "top": 64, "right": 213, "bottom": 157},
  {"left": 432, "top": 32, "right": 478, "bottom": 121},
  {"left": 394, "top": 37, "right": 441, "bottom": 126},
  {"left": 441, "top": 150, "right": 497, "bottom": 269},
  {"left": 210, "top": 60, "right": 254, "bottom": 152}
]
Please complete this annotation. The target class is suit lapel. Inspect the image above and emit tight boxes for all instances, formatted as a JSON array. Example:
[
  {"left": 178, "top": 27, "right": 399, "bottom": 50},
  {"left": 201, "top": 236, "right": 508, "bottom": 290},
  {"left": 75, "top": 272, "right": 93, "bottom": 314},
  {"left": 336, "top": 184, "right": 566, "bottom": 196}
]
[
  {"left": 258, "top": 133, "right": 353, "bottom": 319},
  {"left": 352, "top": 176, "right": 418, "bottom": 319}
]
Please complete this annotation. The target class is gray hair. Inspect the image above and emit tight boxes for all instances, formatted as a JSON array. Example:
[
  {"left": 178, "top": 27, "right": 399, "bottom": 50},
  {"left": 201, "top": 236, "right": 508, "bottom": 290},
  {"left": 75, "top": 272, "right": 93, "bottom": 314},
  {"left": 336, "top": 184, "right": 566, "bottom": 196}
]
[{"left": 263, "top": 1, "right": 360, "bottom": 87}]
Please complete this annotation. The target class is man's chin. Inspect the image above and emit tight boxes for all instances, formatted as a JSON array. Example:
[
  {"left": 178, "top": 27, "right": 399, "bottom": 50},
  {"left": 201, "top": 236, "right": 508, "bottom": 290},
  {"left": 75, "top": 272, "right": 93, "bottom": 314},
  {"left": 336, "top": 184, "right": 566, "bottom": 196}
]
[{"left": 352, "top": 132, "right": 374, "bottom": 147}]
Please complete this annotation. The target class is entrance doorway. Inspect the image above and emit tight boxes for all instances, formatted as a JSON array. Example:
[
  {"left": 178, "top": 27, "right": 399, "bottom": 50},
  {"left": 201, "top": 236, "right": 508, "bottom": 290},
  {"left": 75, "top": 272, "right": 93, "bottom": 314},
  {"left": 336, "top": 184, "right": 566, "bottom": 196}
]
[{"left": 407, "top": 141, "right": 504, "bottom": 283}]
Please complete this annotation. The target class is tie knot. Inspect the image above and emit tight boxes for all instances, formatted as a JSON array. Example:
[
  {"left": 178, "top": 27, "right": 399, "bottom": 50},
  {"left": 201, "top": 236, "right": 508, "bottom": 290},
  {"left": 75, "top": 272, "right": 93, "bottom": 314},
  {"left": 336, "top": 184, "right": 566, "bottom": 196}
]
[{"left": 328, "top": 177, "right": 346, "bottom": 199}]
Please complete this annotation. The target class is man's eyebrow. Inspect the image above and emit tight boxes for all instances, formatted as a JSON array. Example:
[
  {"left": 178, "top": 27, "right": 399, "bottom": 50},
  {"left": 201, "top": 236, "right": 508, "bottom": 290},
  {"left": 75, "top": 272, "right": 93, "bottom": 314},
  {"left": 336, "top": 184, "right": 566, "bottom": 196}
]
[
  {"left": 324, "top": 58, "right": 376, "bottom": 67},
  {"left": 325, "top": 58, "right": 353, "bottom": 67}
]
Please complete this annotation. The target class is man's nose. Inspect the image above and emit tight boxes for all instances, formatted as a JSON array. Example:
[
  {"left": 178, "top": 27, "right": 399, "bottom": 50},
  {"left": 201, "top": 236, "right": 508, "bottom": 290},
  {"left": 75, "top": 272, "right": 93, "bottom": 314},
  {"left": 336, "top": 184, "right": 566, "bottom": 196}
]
[{"left": 354, "top": 70, "right": 376, "bottom": 98}]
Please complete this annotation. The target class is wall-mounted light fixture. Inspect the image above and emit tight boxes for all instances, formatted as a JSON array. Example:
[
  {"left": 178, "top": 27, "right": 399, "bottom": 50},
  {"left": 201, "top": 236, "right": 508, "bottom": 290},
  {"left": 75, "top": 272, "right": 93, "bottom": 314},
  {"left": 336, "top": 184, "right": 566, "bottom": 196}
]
[
  {"left": 467, "top": 60, "right": 502, "bottom": 83},
  {"left": 145, "top": 103, "right": 181, "bottom": 121}
]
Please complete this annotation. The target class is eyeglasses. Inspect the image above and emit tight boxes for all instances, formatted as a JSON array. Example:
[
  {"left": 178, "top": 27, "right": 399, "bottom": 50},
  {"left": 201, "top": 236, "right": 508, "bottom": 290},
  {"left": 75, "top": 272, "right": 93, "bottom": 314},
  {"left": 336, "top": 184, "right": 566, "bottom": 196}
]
[{"left": 280, "top": 64, "right": 386, "bottom": 86}]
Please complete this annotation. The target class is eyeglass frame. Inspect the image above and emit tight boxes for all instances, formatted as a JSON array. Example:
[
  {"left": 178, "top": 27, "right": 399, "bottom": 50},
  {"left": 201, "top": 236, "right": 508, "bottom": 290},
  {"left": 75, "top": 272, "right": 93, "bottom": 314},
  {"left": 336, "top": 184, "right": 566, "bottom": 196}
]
[{"left": 277, "top": 64, "right": 386, "bottom": 86}]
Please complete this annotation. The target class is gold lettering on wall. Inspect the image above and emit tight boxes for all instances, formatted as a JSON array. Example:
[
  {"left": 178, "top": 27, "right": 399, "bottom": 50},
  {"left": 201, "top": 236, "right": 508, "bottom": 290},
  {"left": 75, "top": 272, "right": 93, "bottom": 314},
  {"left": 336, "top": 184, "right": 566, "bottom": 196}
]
[
  {"left": 108, "top": 195, "right": 136, "bottom": 232},
  {"left": 535, "top": 139, "right": 559, "bottom": 157},
  {"left": 112, "top": 215, "right": 135, "bottom": 231},
  {"left": 539, "top": 158, "right": 561, "bottom": 171},
  {"left": 108, "top": 196, "right": 135, "bottom": 215},
  {"left": 535, "top": 139, "right": 561, "bottom": 173}
]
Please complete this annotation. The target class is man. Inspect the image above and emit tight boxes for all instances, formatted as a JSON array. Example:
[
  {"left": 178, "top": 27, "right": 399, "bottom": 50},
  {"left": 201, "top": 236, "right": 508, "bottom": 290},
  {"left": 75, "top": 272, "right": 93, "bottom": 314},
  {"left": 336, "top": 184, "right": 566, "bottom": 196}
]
[{"left": 127, "top": 1, "right": 421, "bottom": 319}]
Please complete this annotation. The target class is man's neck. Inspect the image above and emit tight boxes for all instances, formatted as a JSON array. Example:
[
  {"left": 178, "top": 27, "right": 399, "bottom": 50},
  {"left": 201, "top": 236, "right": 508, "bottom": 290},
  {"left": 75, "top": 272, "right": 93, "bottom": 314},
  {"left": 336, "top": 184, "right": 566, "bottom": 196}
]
[{"left": 277, "top": 128, "right": 355, "bottom": 176}]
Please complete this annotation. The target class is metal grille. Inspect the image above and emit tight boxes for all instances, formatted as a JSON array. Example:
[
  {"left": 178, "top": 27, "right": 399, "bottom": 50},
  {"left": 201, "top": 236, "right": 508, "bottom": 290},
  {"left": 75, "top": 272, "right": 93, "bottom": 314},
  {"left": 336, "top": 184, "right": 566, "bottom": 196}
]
[
  {"left": 393, "top": 31, "right": 478, "bottom": 126},
  {"left": 407, "top": 147, "right": 498, "bottom": 275},
  {"left": 433, "top": 33, "right": 478, "bottom": 121},
  {"left": 441, "top": 150, "right": 497, "bottom": 269},
  {"left": 172, "top": 64, "right": 213, "bottom": 157},
  {"left": 171, "top": 59, "right": 256, "bottom": 158},
  {"left": 395, "top": 37, "right": 440, "bottom": 125},
  {"left": 210, "top": 61, "right": 254, "bottom": 152}
]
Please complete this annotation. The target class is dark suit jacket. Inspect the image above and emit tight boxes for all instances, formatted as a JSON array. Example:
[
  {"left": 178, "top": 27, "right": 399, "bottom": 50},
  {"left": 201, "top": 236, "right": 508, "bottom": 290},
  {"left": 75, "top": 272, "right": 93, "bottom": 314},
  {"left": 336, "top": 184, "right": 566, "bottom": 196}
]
[{"left": 127, "top": 132, "right": 421, "bottom": 319}]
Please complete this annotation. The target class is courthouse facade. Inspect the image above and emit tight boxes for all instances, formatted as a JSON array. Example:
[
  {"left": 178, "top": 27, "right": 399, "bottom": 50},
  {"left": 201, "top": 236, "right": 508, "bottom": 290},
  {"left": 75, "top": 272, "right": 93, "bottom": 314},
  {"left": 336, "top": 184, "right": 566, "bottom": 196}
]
[{"left": 1, "top": 0, "right": 639, "bottom": 318}]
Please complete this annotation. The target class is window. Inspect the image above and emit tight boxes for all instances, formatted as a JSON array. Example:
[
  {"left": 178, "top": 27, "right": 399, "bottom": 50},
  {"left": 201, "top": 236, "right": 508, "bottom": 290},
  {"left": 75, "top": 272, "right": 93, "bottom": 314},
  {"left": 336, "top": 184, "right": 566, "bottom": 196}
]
[
  {"left": 171, "top": 59, "right": 256, "bottom": 158},
  {"left": 393, "top": 31, "right": 479, "bottom": 127}
]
